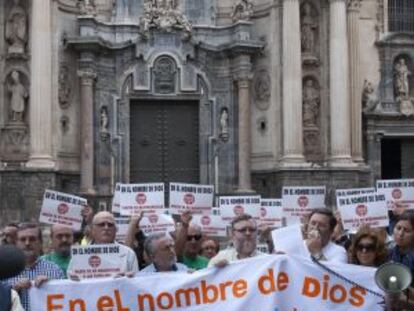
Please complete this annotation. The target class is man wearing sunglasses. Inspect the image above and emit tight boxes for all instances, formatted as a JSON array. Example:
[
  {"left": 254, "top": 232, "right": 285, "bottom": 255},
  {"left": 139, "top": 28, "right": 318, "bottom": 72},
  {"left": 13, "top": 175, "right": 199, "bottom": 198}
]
[
  {"left": 208, "top": 214, "right": 266, "bottom": 268},
  {"left": 175, "top": 212, "right": 209, "bottom": 270},
  {"left": 67, "top": 211, "right": 139, "bottom": 277}
]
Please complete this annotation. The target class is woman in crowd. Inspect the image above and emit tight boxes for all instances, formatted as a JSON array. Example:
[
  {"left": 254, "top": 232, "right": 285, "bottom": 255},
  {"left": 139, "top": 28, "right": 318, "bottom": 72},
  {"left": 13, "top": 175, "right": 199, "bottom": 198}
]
[
  {"left": 348, "top": 227, "right": 387, "bottom": 267},
  {"left": 200, "top": 238, "right": 220, "bottom": 259}
]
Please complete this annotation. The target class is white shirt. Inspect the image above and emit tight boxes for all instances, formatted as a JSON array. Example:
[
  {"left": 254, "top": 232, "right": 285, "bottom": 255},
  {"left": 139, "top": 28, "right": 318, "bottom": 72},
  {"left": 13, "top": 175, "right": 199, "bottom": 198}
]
[
  {"left": 208, "top": 248, "right": 266, "bottom": 268},
  {"left": 301, "top": 240, "right": 348, "bottom": 263}
]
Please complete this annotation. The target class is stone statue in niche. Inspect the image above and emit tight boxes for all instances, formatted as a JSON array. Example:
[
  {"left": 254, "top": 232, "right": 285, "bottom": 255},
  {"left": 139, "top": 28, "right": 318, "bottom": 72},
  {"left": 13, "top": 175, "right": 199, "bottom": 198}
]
[
  {"left": 302, "top": 79, "right": 319, "bottom": 127},
  {"left": 232, "top": 0, "right": 253, "bottom": 23},
  {"left": 139, "top": 0, "right": 192, "bottom": 39},
  {"left": 59, "top": 64, "right": 72, "bottom": 109},
  {"left": 100, "top": 106, "right": 110, "bottom": 140},
  {"left": 5, "top": 0, "right": 27, "bottom": 56},
  {"left": 301, "top": 2, "right": 316, "bottom": 55},
  {"left": 220, "top": 108, "right": 229, "bottom": 142},
  {"left": 153, "top": 57, "right": 176, "bottom": 94},
  {"left": 394, "top": 57, "right": 411, "bottom": 100},
  {"left": 7, "top": 71, "right": 28, "bottom": 123}
]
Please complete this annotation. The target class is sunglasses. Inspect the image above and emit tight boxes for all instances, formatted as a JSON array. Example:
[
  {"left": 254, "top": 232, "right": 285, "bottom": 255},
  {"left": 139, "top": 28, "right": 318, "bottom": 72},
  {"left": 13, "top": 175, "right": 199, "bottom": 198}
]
[
  {"left": 94, "top": 222, "right": 115, "bottom": 228},
  {"left": 356, "top": 243, "right": 376, "bottom": 252},
  {"left": 234, "top": 227, "right": 257, "bottom": 234},
  {"left": 187, "top": 234, "right": 202, "bottom": 241}
]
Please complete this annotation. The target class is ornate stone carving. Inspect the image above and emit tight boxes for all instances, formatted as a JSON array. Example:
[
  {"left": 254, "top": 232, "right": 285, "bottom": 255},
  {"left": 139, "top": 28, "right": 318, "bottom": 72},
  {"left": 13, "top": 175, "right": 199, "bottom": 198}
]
[
  {"left": 301, "top": 2, "right": 316, "bottom": 55},
  {"left": 302, "top": 78, "right": 319, "bottom": 127},
  {"left": 394, "top": 57, "right": 411, "bottom": 100},
  {"left": 253, "top": 70, "right": 271, "bottom": 111},
  {"left": 5, "top": 0, "right": 28, "bottom": 56},
  {"left": 303, "top": 129, "right": 321, "bottom": 161},
  {"left": 153, "top": 56, "right": 176, "bottom": 94},
  {"left": 77, "top": 0, "right": 96, "bottom": 16},
  {"left": 59, "top": 64, "right": 72, "bottom": 109},
  {"left": 362, "top": 79, "right": 380, "bottom": 113},
  {"left": 1, "top": 123, "right": 30, "bottom": 161},
  {"left": 400, "top": 99, "right": 414, "bottom": 117},
  {"left": 232, "top": 0, "right": 253, "bottom": 23},
  {"left": 7, "top": 71, "right": 28, "bottom": 123},
  {"left": 219, "top": 108, "right": 229, "bottom": 142},
  {"left": 139, "top": 0, "right": 192, "bottom": 40},
  {"left": 100, "top": 106, "right": 110, "bottom": 140}
]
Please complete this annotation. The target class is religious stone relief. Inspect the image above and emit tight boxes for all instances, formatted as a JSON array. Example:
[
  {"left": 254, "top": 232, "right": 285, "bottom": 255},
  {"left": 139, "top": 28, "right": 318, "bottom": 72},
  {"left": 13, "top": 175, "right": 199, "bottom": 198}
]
[
  {"left": 77, "top": 0, "right": 96, "bottom": 16},
  {"left": 5, "top": 0, "right": 28, "bottom": 57},
  {"left": 100, "top": 106, "right": 110, "bottom": 140},
  {"left": 303, "top": 130, "right": 321, "bottom": 161},
  {"left": 153, "top": 56, "right": 176, "bottom": 94},
  {"left": 302, "top": 78, "right": 319, "bottom": 128},
  {"left": 253, "top": 70, "right": 271, "bottom": 111},
  {"left": 7, "top": 71, "right": 28, "bottom": 123},
  {"left": 219, "top": 108, "right": 229, "bottom": 142},
  {"left": 139, "top": 0, "right": 192, "bottom": 40},
  {"left": 232, "top": 0, "right": 253, "bottom": 23},
  {"left": 362, "top": 79, "right": 380, "bottom": 113},
  {"left": 59, "top": 64, "right": 72, "bottom": 109}
]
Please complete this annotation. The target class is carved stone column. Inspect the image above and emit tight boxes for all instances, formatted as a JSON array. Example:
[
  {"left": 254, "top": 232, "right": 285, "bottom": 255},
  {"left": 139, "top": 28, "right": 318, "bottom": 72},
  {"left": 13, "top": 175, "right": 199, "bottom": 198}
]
[
  {"left": 78, "top": 70, "right": 97, "bottom": 194},
  {"left": 26, "top": 0, "right": 54, "bottom": 168},
  {"left": 329, "top": 0, "right": 353, "bottom": 165},
  {"left": 234, "top": 55, "right": 253, "bottom": 191},
  {"left": 282, "top": 0, "right": 304, "bottom": 164},
  {"left": 348, "top": 0, "right": 363, "bottom": 163}
]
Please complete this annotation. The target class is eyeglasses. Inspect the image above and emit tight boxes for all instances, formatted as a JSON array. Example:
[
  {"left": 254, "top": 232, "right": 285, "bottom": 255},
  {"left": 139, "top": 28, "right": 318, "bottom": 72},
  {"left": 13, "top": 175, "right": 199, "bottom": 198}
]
[
  {"left": 356, "top": 243, "right": 375, "bottom": 252},
  {"left": 93, "top": 222, "right": 115, "bottom": 228},
  {"left": 187, "top": 234, "right": 202, "bottom": 241},
  {"left": 234, "top": 227, "right": 257, "bottom": 234}
]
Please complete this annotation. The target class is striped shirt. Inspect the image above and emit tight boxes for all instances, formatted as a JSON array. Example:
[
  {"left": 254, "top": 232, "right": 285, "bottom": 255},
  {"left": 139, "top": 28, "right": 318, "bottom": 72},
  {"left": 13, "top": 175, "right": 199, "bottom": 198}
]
[{"left": 2, "top": 258, "right": 64, "bottom": 311}]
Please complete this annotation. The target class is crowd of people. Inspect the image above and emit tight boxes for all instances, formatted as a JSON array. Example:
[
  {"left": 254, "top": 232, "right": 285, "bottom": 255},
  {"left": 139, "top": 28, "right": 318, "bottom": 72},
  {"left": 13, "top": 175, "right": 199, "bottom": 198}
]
[{"left": 0, "top": 205, "right": 413, "bottom": 311}]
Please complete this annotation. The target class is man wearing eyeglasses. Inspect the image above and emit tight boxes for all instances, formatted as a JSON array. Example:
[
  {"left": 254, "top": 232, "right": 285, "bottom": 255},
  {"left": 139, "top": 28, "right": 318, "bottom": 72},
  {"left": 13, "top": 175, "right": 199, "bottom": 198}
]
[
  {"left": 67, "top": 211, "right": 139, "bottom": 277},
  {"left": 208, "top": 214, "right": 266, "bottom": 268},
  {"left": 175, "top": 212, "right": 209, "bottom": 270}
]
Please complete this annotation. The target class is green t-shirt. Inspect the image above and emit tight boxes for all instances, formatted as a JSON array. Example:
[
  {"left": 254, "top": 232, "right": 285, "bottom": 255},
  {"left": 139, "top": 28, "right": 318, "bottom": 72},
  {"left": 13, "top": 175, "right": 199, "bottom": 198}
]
[
  {"left": 181, "top": 254, "right": 209, "bottom": 270},
  {"left": 41, "top": 252, "right": 70, "bottom": 278}
]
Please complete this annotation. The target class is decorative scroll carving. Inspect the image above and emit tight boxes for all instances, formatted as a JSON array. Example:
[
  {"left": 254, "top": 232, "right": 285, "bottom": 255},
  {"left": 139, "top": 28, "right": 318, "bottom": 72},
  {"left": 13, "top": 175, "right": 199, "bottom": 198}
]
[
  {"left": 139, "top": 0, "right": 192, "bottom": 40},
  {"left": 253, "top": 70, "right": 271, "bottom": 111},
  {"left": 153, "top": 56, "right": 176, "bottom": 94},
  {"left": 59, "top": 63, "right": 72, "bottom": 109},
  {"left": 232, "top": 0, "right": 253, "bottom": 23},
  {"left": 77, "top": 0, "right": 96, "bottom": 16},
  {"left": 5, "top": 0, "right": 28, "bottom": 56}
]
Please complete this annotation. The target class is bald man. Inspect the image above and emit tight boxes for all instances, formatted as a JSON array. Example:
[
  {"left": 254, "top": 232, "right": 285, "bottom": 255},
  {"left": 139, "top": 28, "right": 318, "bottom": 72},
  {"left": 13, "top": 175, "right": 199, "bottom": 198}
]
[{"left": 67, "top": 211, "right": 139, "bottom": 277}]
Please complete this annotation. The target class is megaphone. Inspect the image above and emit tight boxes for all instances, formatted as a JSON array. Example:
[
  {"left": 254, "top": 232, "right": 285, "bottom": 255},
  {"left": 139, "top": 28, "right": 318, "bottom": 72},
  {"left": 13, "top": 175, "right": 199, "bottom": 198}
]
[
  {"left": 375, "top": 262, "right": 412, "bottom": 293},
  {"left": 0, "top": 245, "right": 26, "bottom": 280}
]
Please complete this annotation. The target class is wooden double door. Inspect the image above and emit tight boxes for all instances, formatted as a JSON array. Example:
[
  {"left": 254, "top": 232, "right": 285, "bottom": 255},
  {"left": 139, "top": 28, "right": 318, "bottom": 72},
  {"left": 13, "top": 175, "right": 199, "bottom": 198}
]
[{"left": 129, "top": 100, "right": 199, "bottom": 184}]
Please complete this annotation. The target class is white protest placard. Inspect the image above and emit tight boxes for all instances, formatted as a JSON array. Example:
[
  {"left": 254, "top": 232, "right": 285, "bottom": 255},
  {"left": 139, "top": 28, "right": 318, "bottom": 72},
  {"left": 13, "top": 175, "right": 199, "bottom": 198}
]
[
  {"left": 39, "top": 190, "right": 86, "bottom": 230},
  {"left": 219, "top": 195, "right": 261, "bottom": 222},
  {"left": 115, "top": 216, "right": 130, "bottom": 243},
  {"left": 119, "top": 183, "right": 165, "bottom": 215},
  {"left": 169, "top": 182, "right": 214, "bottom": 214},
  {"left": 68, "top": 244, "right": 128, "bottom": 279},
  {"left": 336, "top": 187, "right": 376, "bottom": 198},
  {"left": 271, "top": 224, "right": 308, "bottom": 257},
  {"left": 260, "top": 198, "right": 284, "bottom": 229},
  {"left": 282, "top": 186, "right": 325, "bottom": 225},
  {"left": 376, "top": 178, "right": 414, "bottom": 210},
  {"left": 111, "top": 183, "right": 121, "bottom": 213},
  {"left": 337, "top": 193, "right": 389, "bottom": 230},
  {"left": 191, "top": 214, "right": 227, "bottom": 237},
  {"left": 139, "top": 213, "right": 176, "bottom": 236}
]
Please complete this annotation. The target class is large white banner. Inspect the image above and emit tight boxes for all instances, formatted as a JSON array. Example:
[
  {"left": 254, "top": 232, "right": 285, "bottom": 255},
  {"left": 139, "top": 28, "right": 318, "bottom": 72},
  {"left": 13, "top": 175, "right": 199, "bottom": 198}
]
[
  {"left": 282, "top": 186, "right": 325, "bottom": 225},
  {"left": 31, "top": 255, "right": 383, "bottom": 311},
  {"left": 39, "top": 190, "right": 86, "bottom": 230},
  {"left": 169, "top": 183, "right": 214, "bottom": 214},
  {"left": 376, "top": 178, "right": 414, "bottom": 210},
  {"left": 337, "top": 193, "right": 389, "bottom": 231},
  {"left": 119, "top": 183, "right": 165, "bottom": 215}
]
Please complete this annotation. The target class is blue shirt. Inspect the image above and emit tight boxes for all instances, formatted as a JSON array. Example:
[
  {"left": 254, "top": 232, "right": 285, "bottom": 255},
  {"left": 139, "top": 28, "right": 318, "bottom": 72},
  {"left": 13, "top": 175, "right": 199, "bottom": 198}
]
[
  {"left": 389, "top": 246, "right": 414, "bottom": 287},
  {"left": 2, "top": 258, "right": 64, "bottom": 311}
]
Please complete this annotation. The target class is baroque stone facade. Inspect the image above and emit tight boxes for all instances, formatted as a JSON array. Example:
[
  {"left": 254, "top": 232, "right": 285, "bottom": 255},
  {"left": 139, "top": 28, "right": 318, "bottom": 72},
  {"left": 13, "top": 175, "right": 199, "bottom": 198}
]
[{"left": 0, "top": 0, "right": 413, "bottom": 223}]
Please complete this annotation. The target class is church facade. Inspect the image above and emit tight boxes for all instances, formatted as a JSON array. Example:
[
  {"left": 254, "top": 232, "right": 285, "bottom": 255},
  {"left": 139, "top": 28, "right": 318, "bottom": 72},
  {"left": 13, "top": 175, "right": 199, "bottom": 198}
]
[{"left": 0, "top": 0, "right": 413, "bottom": 222}]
